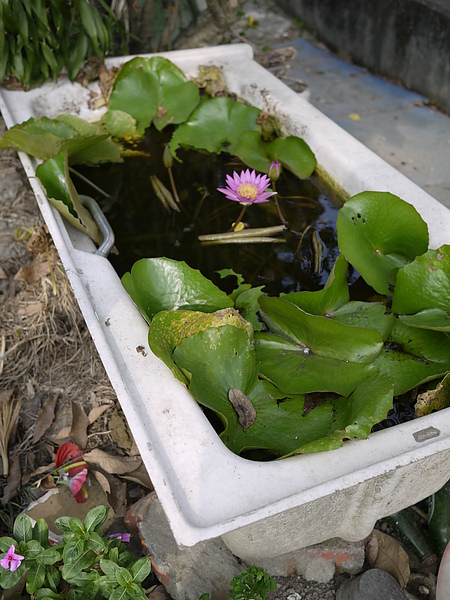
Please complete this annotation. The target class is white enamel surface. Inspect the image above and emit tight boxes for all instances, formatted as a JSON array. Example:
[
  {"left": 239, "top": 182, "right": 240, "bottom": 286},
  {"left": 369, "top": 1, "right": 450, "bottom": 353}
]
[{"left": 1, "top": 45, "right": 450, "bottom": 552}]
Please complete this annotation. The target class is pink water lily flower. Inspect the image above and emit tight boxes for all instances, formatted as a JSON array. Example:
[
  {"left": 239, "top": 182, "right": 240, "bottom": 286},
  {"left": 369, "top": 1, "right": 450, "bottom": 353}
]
[
  {"left": 217, "top": 169, "right": 276, "bottom": 205},
  {"left": 1, "top": 545, "right": 24, "bottom": 572}
]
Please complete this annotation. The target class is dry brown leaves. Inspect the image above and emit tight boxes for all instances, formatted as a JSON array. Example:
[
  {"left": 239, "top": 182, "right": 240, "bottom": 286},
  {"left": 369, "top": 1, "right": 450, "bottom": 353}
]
[{"left": 366, "top": 529, "right": 410, "bottom": 587}]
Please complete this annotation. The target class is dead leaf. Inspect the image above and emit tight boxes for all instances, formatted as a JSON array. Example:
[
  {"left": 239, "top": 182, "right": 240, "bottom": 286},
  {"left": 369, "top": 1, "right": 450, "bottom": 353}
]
[
  {"left": 109, "top": 409, "right": 133, "bottom": 450},
  {"left": 40, "top": 474, "right": 57, "bottom": 492},
  {"left": 83, "top": 448, "right": 141, "bottom": 474},
  {"left": 33, "top": 393, "right": 58, "bottom": 444},
  {"left": 415, "top": 373, "right": 450, "bottom": 417},
  {"left": 122, "top": 463, "right": 153, "bottom": 490},
  {"left": 51, "top": 425, "right": 71, "bottom": 441},
  {"left": 70, "top": 401, "right": 89, "bottom": 449},
  {"left": 17, "top": 302, "right": 44, "bottom": 318},
  {"left": 0, "top": 266, "right": 7, "bottom": 279},
  {"left": 105, "top": 473, "right": 127, "bottom": 517},
  {"left": 88, "top": 404, "right": 110, "bottom": 424},
  {"left": 92, "top": 470, "right": 111, "bottom": 494},
  {"left": 366, "top": 529, "right": 410, "bottom": 587},
  {"left": 1, "top": 455, "right": 21, "bottom": 504},
  {"left": 14, "top": 262, "right": 50, "bottom": 282},
  {"left": 228, "top": 389, "right": 256, "bottom": 430}
]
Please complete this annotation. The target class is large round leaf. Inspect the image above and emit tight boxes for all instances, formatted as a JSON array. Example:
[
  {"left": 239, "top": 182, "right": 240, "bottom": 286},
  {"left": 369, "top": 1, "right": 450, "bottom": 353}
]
[
  {"left": 168, "top": 96, "right": 261, "bottom": 158},
  {"left": 392, "top": 245, "right": 450, "bottom": 322},
  {"left": 337, "top": 192, "right": 429, "bottom": 295},
  {"left": 265, "top": 135, "right": 317, "bottom": 179},
  {"left": 258, "top": 295, "right": 383, "bottom": 363},
  {"left": 109, "top": 57, "right": 200, "bottom": 134},
  {"left": 148, "top": 308, "right": 252, "bottom": 384},
  {"left": 121, "top": 257, "right": 233, "bottom": 323},
  {"left": 285, "top": 254, "right": 349, "bottom": 315},
  {"left": 373, "top": 319, "right": 450, "bottom": 394},
  {"left": 255, "top": 332, "right": 377, "bottom": 395}
]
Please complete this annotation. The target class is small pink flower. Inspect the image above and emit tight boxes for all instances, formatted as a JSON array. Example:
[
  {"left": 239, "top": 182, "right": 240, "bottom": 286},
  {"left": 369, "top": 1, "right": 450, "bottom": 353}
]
[
  {"left": 110, "top": 533, "right": 131, "bottom": 542},
  {"left": 217, "top": 169, "right": 276, "bottom": 205},
  {"left": 1, "top": 545, "right": 24, "bottom": 572}
]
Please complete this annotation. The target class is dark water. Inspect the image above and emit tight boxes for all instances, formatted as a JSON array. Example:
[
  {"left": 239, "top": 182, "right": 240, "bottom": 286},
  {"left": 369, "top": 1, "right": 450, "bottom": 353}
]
[{"left": 74, "top": 127, "right": 345, "bottom": 295}]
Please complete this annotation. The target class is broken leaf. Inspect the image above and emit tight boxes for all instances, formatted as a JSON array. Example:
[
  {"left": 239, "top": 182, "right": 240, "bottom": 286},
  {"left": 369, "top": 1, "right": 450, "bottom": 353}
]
[
  {"left": 69, "top": 401, "right": 89, "bottom": 450},
  {"left": 14, "top": 262, "right": 50, "bottom": 282},
  {"left": 0, "top": 391, "right": 23, "bottom": 477},
  {"left": 415, "top": 374, "right": 450, "bottom": 417},
  {"left": 366, "top": 529, "right": 410, "bottom": 587},
  {"left": 83, "top": 448, "right": 142, "bottom": 475},
  {"left": 1, "top": 455, "right": 21, "bottom": 504},
  {"left": 228, "top": 389, "right": 257, "bottom": 430},
  {"left": 33, "top": 393, "right": 58, "bottom": 444},
  {"left": 88, "top": 404, "right": 111, "bottom": 424}
]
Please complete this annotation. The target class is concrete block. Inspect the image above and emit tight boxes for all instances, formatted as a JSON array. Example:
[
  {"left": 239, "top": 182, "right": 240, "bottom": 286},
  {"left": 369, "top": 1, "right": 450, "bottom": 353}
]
[
  {"left": 138, "top": 495, "right": 243, "bottom": 600},
  {"left": 252, "top": 538, "right": 365, "bottom": 583}
]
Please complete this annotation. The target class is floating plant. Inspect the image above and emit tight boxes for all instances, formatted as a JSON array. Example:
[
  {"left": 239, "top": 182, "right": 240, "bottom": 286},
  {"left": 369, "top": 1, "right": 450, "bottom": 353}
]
[{"left": 1, "top": 56, "right": 449, "bottom": 461}]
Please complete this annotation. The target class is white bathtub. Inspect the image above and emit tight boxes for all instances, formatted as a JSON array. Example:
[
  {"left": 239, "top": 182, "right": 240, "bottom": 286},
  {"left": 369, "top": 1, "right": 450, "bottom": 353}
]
[{"left": 1, "top": 44, "right": 450, "bottom": 561}]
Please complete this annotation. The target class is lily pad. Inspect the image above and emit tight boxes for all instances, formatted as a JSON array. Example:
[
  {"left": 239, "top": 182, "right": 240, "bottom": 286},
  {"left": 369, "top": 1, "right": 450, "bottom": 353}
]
[
  {"left": 121, "top": 257, "right": 233, "bottom": 323},
  {"left": 255, "top": 296, "right": 383, "bottom": 395},
  {"left": 285, "top": 254, "right": 350, "bottom": 315},
  {"left": 148, "top": 308, "right": 252, "bottom": 385},
  {"left": 392, "top": 245, "right": 450, "bottom": 329},
  {"left": 292, "top": 374, "right": 394, "bottom": 454},
  {"left": 336, "top": 192, "right": 429, "bottom": 295},
  {"left": 265, "top": 135, "right": 317, "bottom": 179},
  {"left": 172, "top": 324, "right": 335, "bottom": 456},
  {"left": 0, "top": 115, "right": 121, "bottom": 163},
  {"left": 168, "top": 96, "right": 261, "bottom": 158},
  {"left": 108, "top": 56, "right": 200, "bottom": 134},
  {"left": 36, "top": 153, "right": 102, "bottom": 245},
  {"left": 330, "top": 301, "right": 395, "bottom": 340},
  {"left": 373, "top": 320, "right": 450, "bottom": 395}
]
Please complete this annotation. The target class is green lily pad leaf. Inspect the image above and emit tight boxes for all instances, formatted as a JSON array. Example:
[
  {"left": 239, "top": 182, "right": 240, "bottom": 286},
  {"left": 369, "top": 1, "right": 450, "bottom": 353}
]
[
  {"left": 285, "top": 254, "right": 350, "bottom": 315},
  {"left": 234, "top": 130, "right": 272, "bottom": 173},
  {"left": 373, "top": 320, "right": 450, "bottom": 395},
  {"left": 330, "top": 301, "right": 395, "bottom": 340},
  {"left": 265, "top": 135, "right": 317, "bottom": 179},
  {"left": 337, "top": 192, "right": 429, "bottom": 295},
  {"left": 392, "top": 245, "right": 450, "bottom": 320},
  {"left": 36, "top": 153, "right": 103, "bottom": 245},
  {"left": 292, "top": 374, "right": 394, "bottom": 454},
  {"left": 255, "top": 331, "right": 377, "bottom": 395},
  {"left": 0, "top": 115, "right": 120, "bottom": 163},
  {"left": 121, "top": 257, "right": 233, "bottom": 323},
  {"left": 168, "top": 96, "right": 261, "bottom": 158},
  {"left": 255, "top": 295, "right": 383, "bottom": 395},
  {"left": 109, "top": 56, "right": 200, "bottom": 134},
  {"left": 235, "top": 287, "right": 266, "bottom": 331},
  {"left": 148, "top": 308, "right": 252, "bottom": 385},
  {"left": 173, "top": 325, "right": 336, "bottom": 456},
  {"left": 415, "top": 373, "right": 450, "bottom": 417},
  {"left": 258, "top": 295, "right": 383, "bottom": 363},
  {"left": 399, "top": 309, "right": 450, "bottom": 332},
  {"left": 101, "top": 109, "right": 139, "bottom": 139}
]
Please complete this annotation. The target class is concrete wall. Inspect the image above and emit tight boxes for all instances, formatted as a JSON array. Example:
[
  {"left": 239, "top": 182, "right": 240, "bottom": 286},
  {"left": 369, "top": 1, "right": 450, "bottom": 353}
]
[{"left": 275, "top": 0, "right": 450, "bottom": 114}]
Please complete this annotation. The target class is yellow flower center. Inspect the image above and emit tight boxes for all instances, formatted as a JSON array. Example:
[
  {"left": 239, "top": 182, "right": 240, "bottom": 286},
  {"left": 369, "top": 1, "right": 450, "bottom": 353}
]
[{"left": 237, "top": 182, "right": 259, "bottom": 201}]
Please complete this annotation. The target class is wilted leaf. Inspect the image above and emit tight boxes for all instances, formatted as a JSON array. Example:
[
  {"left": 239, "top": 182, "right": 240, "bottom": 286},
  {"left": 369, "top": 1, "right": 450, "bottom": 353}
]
[
  {"left": 14, "top": 262, "right": 50, "bottom": 282},
  {"left": 83, "top": 449, "right": 142, "bottom": 475},
  {"left": 92, "top": 470, "right": 111, "bottom": 494},
  {"left": 121, "top": 463, "right": 153, "bottom": 490},
  {"left": 415, "top": 374, "right": 450, "bottom": 417},
  {"left": 0, "top": 266, "right": 7, "bottom": 279},
  {"left": 1, "top": 455, "right": 21, "bottom": 504},
  {"left": 70, "top": 402, "right": 89, "bottom": 449},
  {"left": 88, "top": 404, "right": 110, "bottom": 424},
  {"left": 228, "top": 389, "right": 257, "bottom": 430},
  {"left": 17, "top": 302, "right": 44, "bottom": 318},
  {"left": 366, "top": 529, "right": 410, "bottom": 587},
  {"left": 33, "top": 393, "right": 58, "bottom": 444}
]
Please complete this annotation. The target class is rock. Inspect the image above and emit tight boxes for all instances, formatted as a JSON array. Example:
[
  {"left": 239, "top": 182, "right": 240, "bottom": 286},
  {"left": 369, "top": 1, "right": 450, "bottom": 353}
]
[
  {"left": 138, "top": 494, "right": 243, "bottom": 600},
  {"left": 336, "top": 569, "right": 408, "bottom": 599}
]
